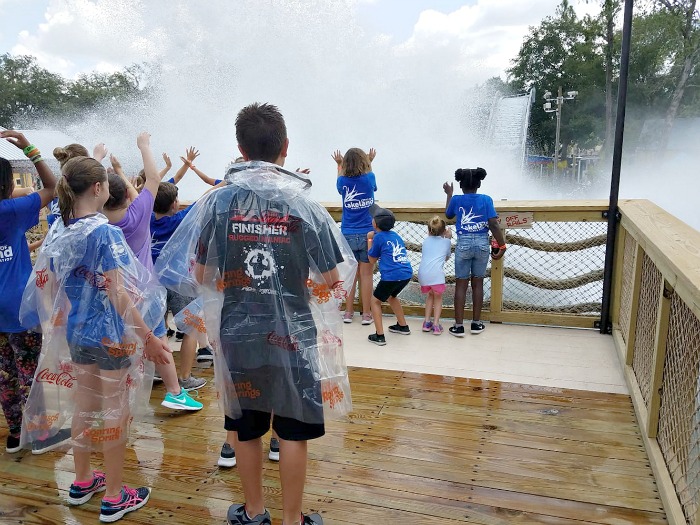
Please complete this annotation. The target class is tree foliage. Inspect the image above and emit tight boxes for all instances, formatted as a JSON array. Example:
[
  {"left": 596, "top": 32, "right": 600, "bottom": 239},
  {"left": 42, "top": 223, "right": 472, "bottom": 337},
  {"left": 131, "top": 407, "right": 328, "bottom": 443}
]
[
  {"left": 0, "top": 53, "right": 145, "bottom": 128},
  {"left": 507, "top": 0, "right": 700, "bottom": 154}
]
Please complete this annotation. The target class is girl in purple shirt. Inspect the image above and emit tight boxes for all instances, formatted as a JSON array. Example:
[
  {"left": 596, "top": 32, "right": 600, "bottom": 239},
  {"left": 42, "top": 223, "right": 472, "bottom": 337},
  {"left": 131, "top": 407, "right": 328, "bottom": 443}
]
[{"left": 103, "top": 133, "right": 201, "bottom": 412}]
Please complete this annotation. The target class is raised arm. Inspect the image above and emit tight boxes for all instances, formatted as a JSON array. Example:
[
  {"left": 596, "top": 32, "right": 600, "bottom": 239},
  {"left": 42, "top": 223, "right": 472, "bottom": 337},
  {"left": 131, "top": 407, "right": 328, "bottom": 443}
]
[
  {"left": 1, "top": 130, "right": 57, "bottom": 208},
  {"left": 332, "top": 150, "right": 343, "bottom": 176},
  {"left": 109, "top": 154, "right": 138, "bottom": 201},
  {"left": 190, "top": 164, "right": 218, "bottom": 186},
  {"left": 157, "top": 153, "right": 172, "bottom": 180},
  {"left": 137, "top": 132, "right": 161, "bottom": 196},
  {"left": 443, "top": 182, "right": 454, "bottom": 216}
]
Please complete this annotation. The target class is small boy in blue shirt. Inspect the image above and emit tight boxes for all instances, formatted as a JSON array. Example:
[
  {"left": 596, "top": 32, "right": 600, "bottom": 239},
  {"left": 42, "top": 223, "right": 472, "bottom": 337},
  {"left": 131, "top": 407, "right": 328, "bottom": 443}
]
[
  {"left": 150, "top": 182, "right": 207, "bottom": 390},
  {"left": 367, "top": 207, "right": 413, "bottom": 345}
]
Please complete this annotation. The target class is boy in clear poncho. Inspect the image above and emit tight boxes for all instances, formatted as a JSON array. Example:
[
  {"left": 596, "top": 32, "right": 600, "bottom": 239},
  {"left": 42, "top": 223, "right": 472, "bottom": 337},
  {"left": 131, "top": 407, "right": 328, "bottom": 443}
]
[{"left": 155, "top": 103, "right": 356, "bottom": 525}]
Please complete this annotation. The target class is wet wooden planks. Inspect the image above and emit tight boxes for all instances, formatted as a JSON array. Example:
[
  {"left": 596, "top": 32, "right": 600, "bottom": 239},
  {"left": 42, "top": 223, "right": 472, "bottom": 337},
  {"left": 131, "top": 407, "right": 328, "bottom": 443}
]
[{"left": 0, "top": 366, "right": 665, "bottom": 524}]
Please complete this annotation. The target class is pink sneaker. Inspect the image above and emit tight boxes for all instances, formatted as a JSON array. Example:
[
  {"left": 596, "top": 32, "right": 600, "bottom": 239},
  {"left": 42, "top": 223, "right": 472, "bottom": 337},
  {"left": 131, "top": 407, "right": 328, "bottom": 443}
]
[
  {"left": 361, "top": 313, "right": 373, "bottom": 325},
  {"left": 422, "top": 321, "right": 433, "bottom": 332},
  {"left": 432, "top": 324, "right": 443, "bottom": 335},
  {"left": 343, "top": 311, "right": 354, "bottom": 324}
]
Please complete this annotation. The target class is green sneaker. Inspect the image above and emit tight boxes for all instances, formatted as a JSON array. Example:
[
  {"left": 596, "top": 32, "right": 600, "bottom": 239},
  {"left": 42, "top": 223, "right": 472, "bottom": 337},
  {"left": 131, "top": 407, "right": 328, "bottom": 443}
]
[{"left": 161, "top": 390, "right": 203, "bottom": 411}]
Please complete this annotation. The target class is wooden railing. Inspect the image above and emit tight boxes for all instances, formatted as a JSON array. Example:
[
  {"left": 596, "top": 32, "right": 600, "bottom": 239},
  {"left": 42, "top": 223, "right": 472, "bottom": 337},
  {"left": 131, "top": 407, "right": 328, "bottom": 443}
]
[
  {"left": 611, "top": 199, "right": 700, "bottom": 525},
  {"left": 325, "top": 198, "right": 700, "bottom": 523}
]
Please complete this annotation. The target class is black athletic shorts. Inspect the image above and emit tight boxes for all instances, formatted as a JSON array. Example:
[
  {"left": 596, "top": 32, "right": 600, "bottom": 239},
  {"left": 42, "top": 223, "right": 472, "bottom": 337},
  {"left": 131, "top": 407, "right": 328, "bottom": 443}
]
[
  {"left": 373, "top": 279, "right": 410, "bottom": 302},
  {"left": 224, "top": 411, "right": 325, "bottom": 442}
]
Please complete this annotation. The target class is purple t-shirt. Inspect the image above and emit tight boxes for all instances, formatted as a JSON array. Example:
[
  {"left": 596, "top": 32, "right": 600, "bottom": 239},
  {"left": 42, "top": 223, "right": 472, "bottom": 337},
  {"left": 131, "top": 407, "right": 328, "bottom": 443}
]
[{"left": 113, "top": 188, "right": 155, "bottom": 272}]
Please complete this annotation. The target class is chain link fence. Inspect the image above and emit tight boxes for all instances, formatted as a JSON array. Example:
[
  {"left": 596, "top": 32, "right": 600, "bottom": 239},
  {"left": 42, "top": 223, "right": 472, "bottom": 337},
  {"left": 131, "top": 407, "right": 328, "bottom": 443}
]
[
  {"left": 618, "top": 233, "right": 637, "bottom": 343},
  {"left": 347, "top": 219, "right": 607, "bottom": 318},
  {"left": 657, "top": 292, "right": 700, "bottom": 524}
]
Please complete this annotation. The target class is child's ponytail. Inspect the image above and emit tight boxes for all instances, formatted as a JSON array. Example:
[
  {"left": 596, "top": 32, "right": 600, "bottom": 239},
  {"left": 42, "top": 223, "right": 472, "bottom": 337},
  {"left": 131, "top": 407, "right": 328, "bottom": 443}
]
[
  {"left": 57, "top": 156, "right": 107, "bottom": 226},
  {"left": 57, "top": 176, "right": 76, "bottom": 227}
]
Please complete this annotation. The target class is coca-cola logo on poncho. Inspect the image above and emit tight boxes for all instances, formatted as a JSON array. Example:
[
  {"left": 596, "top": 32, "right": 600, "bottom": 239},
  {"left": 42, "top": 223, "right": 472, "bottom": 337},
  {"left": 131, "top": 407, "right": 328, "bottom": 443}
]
[{"left": 36, "top": 368, "right": 76, "bottom": 389}]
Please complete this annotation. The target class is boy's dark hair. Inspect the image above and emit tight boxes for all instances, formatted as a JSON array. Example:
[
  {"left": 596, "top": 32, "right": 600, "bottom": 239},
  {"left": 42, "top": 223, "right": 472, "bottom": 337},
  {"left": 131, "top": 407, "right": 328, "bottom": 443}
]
[
  {"left": 372, "top": 207, "right": 395, "bottom": 231},
  {"left": 105, "top": 173, "right": 128, "bottom": 209},
  {"left": 455, "top": 167, "right": 487, "bottom": 190},
  {"left": 235, "top": 103, "right": 287, "bottom": 162},
  {"left": 0, "top": 158, "right": 13, "bottom": 201},
  {"left": 154, "top": 182, "right": 178, "bottom": 214}
]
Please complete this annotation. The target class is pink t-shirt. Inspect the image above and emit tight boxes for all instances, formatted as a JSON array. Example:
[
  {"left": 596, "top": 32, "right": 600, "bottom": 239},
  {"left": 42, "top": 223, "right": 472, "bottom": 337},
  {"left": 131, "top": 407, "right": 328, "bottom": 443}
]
[{"left": 113, "top": 188, "right": 155, "bottom": 272}]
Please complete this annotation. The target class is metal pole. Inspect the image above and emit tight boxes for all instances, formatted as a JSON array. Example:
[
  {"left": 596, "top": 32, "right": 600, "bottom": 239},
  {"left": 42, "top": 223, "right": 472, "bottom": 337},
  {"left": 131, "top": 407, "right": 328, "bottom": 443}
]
[
  {"left": 554, "top": 87, "right": 562, "bottom": 177},
  {"left": 600, "top": 0, "right": 633, "bottom": 334}
]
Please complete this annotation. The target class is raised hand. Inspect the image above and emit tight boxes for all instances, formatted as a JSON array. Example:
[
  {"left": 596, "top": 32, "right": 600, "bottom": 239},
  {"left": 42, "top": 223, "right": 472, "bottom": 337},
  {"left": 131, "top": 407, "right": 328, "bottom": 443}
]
[
  {"left": 93, "top": 143, "right": 108, "bottom": 161},
  {"left": 331, "top": 150, "right": 343, "bottom": 165},
  {"left": 109, "top": 153, "right": 122, "bottom": 170},
  {"left": 0, "top": 130, "right": 30, "bottom": 150},
  {"left": 136, "top": 132, "right": 151, "bottom": 150},
  {"left": 368, "top": 148, "right": 376, "bottom": 162},
  {"left": 296, "top": 168, "right": 311, "bottom": 174},
  {"left": 443, "top": 182, "right": 454, "bottom": 196},
  {"left": 185, "top": 146, "right": 200, "bottom": 165},
  {"left": 162, "top": 152, "right": 172, "bottom": 169}
]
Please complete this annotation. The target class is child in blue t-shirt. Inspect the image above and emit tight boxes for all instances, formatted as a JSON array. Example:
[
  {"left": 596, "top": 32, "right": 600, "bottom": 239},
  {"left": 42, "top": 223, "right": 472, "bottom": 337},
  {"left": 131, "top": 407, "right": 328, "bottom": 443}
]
[
  {"left": 366, "top": 207, "right": 413, "bottom": 345},
  {"left": 333, "top": 147, "right": 378, "bottom": 325},
  {"left": 443, "top": 167, "right": 506, "bottom": 336},
  {"left": 150, "top": 181, "right": 207, "bottom": 391},
  {"left": 0, "top": 131, "right": 57, "bottom": 454}
]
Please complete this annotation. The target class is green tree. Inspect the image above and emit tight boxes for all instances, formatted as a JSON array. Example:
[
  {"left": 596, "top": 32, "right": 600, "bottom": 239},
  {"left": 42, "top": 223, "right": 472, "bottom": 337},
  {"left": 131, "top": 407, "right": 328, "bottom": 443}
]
[
  {"left": 655, "top": 0, "right": 700, "bottom": 145},
  {"left": 0, "top": 54, "right": 68, "bottom": 127},
  {"left": 0, "top": 53, "right": 146, "bottom": 128},
  {"left": 507, "top": 1, "right": 606, "bottom": 152}
]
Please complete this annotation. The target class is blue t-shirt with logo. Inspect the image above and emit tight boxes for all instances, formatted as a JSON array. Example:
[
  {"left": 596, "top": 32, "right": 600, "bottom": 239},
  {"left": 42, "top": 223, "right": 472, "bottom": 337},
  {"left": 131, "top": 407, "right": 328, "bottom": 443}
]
[
  {"left": 46, "top": 197, "right": 60, "bottom": 227},
  {"left": 445, "top": 193, "right": 497, "bottom": 235},
  {"left": 62, "top": 221, "right": 130, "bottom": 347},
  {"left": 150, "top": 205, "right": 193, "bottom": 263},
  {"left": 367, "top": 230, "right": 413, "bottom": 282},
  {"left": 0, "top": 192, "right": 41, "bottom": 332},
  {"left": 336, "top": 172, "right": 377, "bottom": 235}
]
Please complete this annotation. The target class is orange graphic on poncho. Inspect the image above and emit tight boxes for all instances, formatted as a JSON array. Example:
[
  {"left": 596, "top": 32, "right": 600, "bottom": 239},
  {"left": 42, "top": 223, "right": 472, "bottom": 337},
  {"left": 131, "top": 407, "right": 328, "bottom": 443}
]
[
  {"left": 322, "top": 382, "right": 345, "bottom": 409},
  {"left": 183, "top": 309, "right": 207, "bottom": 333},
  {"left": 306, "top": 279, "right": 346, "bottom": 304}
]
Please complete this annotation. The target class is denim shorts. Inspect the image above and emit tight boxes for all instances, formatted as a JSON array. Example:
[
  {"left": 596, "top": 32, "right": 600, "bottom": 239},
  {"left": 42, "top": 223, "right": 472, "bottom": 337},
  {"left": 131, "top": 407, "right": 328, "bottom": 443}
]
[
  {"left": 344, "top": 233, "right": 370, "bottom": 264},
  {"left": 454, "top": 233, "right": 490, "bottom": 279}
]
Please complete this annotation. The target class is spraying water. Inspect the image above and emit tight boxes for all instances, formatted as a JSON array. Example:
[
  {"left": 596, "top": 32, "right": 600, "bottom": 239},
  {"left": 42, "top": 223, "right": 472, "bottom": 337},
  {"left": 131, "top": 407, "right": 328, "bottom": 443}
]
[{"left": 18, "top": 0, "right": 697, "bottom": 231}]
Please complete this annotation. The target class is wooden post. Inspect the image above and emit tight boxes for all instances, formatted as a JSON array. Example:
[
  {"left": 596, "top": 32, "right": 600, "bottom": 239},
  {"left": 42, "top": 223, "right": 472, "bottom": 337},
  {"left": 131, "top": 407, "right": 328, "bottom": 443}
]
[
  {"left": 646, "top": 278, "right": 673, "bottom": 439},
  {"left": 625, "top": 244, "right": 644, "bottom": 366}
]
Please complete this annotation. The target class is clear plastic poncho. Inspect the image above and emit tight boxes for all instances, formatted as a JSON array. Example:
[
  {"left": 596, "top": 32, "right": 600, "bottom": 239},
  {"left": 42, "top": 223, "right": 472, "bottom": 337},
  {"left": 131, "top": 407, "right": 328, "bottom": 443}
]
[
  {"left": 155, "top": 161, "right": 357, "bottom": 423},
  {"left": 19, "top": 214, "right": 164, "bottom": 452}
]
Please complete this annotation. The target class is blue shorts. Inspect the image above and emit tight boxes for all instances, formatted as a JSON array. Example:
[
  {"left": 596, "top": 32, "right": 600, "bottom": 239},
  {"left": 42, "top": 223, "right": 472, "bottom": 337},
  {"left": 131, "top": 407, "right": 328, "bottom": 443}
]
[
  {"left": 343, "top": 233, "right": 369, "bottom": 264},
  {"left": 454, "top": 234, "right": 490, "bottom": 279}
]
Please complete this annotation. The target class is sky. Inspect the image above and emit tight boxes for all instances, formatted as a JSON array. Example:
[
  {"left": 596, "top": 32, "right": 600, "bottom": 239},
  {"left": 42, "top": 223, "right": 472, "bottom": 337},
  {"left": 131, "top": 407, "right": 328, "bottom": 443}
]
[{"left": 1, "top": 0, "right": 600, "bottom": 80}]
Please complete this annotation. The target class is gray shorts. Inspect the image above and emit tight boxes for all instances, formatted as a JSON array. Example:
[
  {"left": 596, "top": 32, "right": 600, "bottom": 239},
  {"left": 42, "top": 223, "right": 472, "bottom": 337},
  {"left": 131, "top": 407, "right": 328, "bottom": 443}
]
[
  {"left": 166, "top": 289, "right": 193, "bottom": 317},
  {"left": 70, "top": 343, "right": 132, "bottom": 371}
]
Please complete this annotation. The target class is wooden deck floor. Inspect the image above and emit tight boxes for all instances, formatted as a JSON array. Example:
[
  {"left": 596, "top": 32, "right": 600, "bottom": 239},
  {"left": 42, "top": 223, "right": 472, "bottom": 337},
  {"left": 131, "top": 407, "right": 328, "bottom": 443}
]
[{"left": 0, "top": 365, "right": 666, "bottom": 524}]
